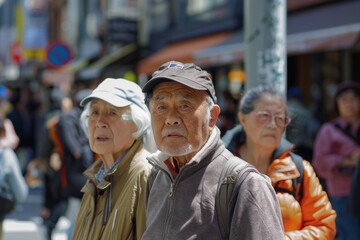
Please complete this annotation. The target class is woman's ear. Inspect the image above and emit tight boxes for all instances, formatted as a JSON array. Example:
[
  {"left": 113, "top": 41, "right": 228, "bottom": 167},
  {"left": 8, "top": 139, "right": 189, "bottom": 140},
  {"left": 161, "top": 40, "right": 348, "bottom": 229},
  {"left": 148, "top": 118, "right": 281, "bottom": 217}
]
[
  {"left": 238, "top": 112, "right": 245, "bottom": 125},
  {"left": 209, "top": 105, "right": 221, "bottom": 128}
]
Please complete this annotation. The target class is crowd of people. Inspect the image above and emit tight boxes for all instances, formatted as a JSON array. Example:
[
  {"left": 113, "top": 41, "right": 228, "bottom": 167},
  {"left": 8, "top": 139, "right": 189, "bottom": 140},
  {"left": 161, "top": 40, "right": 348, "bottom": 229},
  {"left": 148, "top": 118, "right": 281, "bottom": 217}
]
[{"left": 0, "top": 60, "right": 360, "bottom": 239}]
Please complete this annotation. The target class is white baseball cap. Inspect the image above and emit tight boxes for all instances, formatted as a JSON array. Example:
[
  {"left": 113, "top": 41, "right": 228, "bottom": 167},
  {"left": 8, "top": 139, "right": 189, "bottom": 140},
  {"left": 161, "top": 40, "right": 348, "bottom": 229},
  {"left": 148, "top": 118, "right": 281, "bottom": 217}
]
[{"left": 80, "top": 78, "right": 148, "bottom": 112}]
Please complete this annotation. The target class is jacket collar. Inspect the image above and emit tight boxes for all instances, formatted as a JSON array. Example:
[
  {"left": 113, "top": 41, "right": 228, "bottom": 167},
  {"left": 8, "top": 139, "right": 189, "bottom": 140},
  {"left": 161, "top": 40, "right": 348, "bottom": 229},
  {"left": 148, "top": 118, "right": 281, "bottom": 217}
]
[
  {"left": 83, "top": 139, "right": 142, "bottom": 190},
  {"left": 222, "top": 125, "right": 295, "bottom": 159},
  {"left": 223, "top": 125, "right": 300, "bottom": 182}
]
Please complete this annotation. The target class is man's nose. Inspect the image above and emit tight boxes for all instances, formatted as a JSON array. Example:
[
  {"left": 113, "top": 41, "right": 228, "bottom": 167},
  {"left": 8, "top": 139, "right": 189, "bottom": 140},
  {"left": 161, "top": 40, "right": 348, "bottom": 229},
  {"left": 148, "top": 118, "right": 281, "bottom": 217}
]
[{"left": 165, "top": 109, "right": 181, "bottom": 125}]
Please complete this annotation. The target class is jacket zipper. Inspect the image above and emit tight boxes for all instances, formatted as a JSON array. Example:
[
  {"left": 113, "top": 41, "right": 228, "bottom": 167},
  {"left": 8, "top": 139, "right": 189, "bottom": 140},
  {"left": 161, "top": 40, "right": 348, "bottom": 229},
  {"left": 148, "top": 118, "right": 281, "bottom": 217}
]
[{"left": 169, "top": 183, "right": 174, "bottom": 197}]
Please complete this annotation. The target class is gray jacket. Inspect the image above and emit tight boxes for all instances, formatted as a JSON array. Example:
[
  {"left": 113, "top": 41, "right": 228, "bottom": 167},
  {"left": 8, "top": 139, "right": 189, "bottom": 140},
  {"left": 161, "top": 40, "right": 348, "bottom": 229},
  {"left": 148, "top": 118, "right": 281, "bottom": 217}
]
[
  {"left": 0, "top": 148, "right": 28, "bottom": 214},
  {"left": 142, "top": 127, "right": 284, "bottom": 240}
]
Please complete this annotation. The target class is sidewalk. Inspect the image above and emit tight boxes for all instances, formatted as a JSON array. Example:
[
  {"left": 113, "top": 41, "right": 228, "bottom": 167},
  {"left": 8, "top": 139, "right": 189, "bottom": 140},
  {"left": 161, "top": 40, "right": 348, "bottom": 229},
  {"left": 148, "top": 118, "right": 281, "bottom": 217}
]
[
  {"left": 3, "top": 216, "right": 69, "bottom": 240},
  {"left": 2, "top": 187, "right": 70, "bottom": 240}
]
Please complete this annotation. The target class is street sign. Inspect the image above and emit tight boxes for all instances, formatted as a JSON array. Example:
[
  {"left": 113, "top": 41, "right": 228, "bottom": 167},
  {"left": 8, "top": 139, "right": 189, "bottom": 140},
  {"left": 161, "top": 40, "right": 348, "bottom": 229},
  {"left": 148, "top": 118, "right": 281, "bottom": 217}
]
[
  {"left": 46, "top": 41, "right": 73, "bottom": 68},
  {"left": 10, "top": 41, "right": 22, "bottom": 64}
]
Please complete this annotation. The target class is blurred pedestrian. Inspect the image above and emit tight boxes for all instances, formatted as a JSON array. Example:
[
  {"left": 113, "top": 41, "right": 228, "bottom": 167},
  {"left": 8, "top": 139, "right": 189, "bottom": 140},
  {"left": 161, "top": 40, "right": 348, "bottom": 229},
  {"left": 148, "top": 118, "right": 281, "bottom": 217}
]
[
  {"left": 313, "top": 80, "right": 360, "bottom": 240},
  {"left": 72, "top": 78, "right": 155, "bottom": 239},
  {"left": 57, "top": 88, "right": 94, "bottom": 239},
  {"left": 6, "top": 91, "right": 32, "bottom": 174},
  {"left": 141, "top": 61, "right": 284, "bottom": 239},
  {"left": 0, "top": 115, "right": 28, "bottom": 240},
  {"left": 286, "top": 86, "right": 320, "bottom": 161},
  {"left": 0, "top": 86, "right": 19, "bottom": 150},
  {"left": 222, "top": 84, "right": 336, "bottom": 239},
  {"left": 0, "top": 114, "right": 19, "bottom": 150},
  {"left": 33, "top": 87, "right": 68, "bottom": 240}
]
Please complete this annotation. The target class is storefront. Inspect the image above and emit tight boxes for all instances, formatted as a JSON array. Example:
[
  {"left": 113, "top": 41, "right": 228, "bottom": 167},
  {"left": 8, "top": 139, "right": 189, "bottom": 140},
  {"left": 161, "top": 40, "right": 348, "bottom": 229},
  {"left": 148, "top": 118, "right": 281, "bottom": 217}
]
[{"left": 193, "top": 0, "right": 360, "bottom": 122}]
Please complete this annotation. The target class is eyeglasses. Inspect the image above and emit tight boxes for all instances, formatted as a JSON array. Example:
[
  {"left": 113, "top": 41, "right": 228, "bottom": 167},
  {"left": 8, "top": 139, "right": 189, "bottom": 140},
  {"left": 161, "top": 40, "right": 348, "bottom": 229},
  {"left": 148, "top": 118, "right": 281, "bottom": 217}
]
[
  {"left": 87, "top": 110, "right": 132, "bottom": 122},
  {"left": 254, "top": 111, "right": 291, "bottom": 128}
]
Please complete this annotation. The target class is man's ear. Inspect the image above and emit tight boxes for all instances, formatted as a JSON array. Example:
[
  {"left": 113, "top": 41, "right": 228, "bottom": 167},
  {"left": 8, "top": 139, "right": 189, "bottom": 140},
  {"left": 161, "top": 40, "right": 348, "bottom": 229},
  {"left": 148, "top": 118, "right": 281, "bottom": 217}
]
[{"left": 209, "top": 105, "right": 221, "bottom": 128}]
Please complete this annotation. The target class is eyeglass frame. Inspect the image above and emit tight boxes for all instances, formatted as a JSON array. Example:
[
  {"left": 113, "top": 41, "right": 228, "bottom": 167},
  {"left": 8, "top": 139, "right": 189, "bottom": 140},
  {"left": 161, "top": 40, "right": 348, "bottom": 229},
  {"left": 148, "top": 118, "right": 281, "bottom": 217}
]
[{"left": 252, "top": 111, "right": 291, "bottom": 128}]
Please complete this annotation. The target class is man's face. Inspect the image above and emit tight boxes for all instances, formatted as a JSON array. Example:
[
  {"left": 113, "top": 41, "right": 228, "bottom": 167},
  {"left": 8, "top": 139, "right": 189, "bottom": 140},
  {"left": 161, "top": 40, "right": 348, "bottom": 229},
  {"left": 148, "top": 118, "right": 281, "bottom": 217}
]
[{"left": 149, "top": 81, "right": 219, "bottom": 162}]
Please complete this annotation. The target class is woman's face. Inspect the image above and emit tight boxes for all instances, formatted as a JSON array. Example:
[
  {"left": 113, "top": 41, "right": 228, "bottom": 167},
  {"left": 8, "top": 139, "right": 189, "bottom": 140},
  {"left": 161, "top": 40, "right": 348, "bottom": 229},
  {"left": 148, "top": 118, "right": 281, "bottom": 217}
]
[
  {"left": 337, "top": 90, "right": 360, "bottom": 120},
  {"left": 87, "top": 99, "right": 137, "bottom": 160},
  {"left": 239, "top": 94, "right": 288, "bottom": 150}
]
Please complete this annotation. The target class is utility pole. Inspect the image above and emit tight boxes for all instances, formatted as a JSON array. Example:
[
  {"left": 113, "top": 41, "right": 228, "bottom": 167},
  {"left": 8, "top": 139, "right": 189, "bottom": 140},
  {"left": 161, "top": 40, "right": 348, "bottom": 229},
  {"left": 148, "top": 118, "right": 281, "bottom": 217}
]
[{"left": 244, "top": 0, "right": 287, "bottom": 96}]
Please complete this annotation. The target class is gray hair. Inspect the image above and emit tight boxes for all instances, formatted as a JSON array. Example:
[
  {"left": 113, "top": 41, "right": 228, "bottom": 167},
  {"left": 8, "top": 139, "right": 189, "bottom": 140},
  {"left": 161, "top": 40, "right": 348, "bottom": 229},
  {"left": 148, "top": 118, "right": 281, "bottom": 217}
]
[
  {"left": 80, "top": 102, "right": 157, "bottom": 152},
  {"left": 239, "top": 84, "right": 288, "bottom": 114},
  {"left": 205, "top": 95, "right": 215, "bottom": 125}
]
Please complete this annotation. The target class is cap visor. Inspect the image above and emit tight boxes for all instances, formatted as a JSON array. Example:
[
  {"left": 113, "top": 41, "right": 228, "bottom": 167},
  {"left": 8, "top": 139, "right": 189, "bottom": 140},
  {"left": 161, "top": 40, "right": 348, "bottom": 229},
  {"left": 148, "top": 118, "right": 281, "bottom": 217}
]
[{"left": 80, "top": 91, "right": 132, "bottom": 107}]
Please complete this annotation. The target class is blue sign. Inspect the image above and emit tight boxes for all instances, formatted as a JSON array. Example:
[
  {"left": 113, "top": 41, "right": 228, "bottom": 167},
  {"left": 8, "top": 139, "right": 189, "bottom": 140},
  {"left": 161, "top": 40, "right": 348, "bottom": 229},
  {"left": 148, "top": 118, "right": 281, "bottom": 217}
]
[{"left": 46, "top": 42, "right": 73, "bottom": 68}]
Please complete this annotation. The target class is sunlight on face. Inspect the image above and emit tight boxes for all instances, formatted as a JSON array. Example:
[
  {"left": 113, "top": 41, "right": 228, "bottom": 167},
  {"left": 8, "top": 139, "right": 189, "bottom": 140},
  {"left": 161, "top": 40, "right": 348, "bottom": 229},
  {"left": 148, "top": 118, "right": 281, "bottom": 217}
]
[
  {"left": 87, "top": 99, "right": 137, "bottom": 160},
  {"left": 149, "top": 81, "right": 217, "bottom": 159},
  {"left": 240, "top": 94, "right": 286, "bottom": 150}
]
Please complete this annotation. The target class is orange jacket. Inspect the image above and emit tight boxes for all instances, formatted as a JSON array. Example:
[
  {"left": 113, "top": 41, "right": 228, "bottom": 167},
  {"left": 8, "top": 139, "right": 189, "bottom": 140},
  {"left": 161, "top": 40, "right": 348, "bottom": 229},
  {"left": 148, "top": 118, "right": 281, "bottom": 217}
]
[
  {"left": 222, "top": 125, "right": 337, "bottom": 240},
  {"left": 268, "top": 152, "right": 336, "bottom": 240}
]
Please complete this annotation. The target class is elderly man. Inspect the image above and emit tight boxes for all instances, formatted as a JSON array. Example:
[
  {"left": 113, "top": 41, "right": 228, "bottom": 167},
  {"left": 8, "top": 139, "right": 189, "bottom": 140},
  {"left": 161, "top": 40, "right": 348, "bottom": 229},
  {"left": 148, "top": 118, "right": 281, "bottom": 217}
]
[{"left": 141, "top": 61, "right": 284, "bottom": 240}]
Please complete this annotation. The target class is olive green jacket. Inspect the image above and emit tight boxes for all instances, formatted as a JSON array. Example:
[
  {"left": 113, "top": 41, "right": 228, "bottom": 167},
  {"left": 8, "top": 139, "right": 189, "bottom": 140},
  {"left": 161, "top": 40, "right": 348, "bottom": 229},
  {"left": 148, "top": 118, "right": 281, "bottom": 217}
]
[{"left": 72, "top": 139, "right": 152, "bottom": 240}]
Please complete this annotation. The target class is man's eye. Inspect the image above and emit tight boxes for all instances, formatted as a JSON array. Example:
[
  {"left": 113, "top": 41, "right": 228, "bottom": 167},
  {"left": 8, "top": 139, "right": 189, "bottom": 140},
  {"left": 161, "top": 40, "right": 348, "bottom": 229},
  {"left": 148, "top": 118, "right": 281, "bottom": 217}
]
[
  {"left": 157, "top": 105, "right": 166, "bottom": 111},
  {"left": 179, "top": 104, "right": 189, "bottom": 110}
]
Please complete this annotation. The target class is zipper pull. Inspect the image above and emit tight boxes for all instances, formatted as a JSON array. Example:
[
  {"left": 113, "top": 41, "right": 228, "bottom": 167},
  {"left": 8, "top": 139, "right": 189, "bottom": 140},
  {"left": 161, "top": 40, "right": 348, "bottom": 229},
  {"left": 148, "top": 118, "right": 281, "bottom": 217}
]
[{"left": 169, "top": 183, "right": 174, "bottom": 197}]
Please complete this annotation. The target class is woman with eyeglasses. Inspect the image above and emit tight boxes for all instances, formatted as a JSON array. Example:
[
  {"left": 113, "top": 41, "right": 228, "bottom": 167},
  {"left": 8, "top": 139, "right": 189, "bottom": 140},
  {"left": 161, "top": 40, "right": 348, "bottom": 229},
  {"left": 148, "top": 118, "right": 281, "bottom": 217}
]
[
  {"left": 72, "top": 78, "right": 156, "bottom": 240},
  {"left": 222, "top": 84, "right": 336, "bottom": 240}
]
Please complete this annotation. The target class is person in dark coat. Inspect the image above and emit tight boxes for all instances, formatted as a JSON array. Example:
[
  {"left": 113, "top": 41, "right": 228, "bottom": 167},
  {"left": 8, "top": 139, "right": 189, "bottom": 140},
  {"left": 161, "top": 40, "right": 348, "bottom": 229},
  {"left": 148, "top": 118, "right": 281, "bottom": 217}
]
[{"left": 57, "top": 88, "right": 94, "bottom": 239}]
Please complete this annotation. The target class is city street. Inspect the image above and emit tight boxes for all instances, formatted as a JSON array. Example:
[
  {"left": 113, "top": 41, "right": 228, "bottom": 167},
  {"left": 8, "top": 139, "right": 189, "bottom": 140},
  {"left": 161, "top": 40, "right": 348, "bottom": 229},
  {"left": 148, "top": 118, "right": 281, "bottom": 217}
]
[{"left": 2, "top": 187, "right": 69, "bottom": 240}]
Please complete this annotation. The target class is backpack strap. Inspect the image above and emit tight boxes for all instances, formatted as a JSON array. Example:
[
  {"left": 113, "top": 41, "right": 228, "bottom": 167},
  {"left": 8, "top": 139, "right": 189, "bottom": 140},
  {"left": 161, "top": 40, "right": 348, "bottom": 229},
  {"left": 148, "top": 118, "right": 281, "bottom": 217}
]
[
  {"left": 216, "top": 154, "right": 257, "bottom": 240},
  {"left": 289, "top": 152, "right": 304, "bottom": 201}
]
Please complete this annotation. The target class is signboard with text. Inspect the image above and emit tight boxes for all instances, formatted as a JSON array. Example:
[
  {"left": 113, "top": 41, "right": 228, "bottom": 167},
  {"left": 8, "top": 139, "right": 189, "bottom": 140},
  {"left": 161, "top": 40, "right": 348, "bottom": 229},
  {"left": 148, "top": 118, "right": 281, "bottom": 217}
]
[{"left": 106, "top": 17, "right": 138, "bottom": 44}]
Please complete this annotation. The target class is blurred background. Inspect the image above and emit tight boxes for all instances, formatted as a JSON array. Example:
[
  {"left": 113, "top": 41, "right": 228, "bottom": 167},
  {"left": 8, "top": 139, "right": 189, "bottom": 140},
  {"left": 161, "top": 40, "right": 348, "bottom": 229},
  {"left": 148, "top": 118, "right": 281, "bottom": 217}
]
[{"left": 0, "top": 0, "right": 359, "bottom": 239}]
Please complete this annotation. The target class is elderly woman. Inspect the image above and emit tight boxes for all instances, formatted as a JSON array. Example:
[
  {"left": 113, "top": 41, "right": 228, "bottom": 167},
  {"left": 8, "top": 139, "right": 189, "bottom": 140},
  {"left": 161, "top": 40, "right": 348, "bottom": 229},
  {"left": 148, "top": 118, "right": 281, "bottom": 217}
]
[
  {"left": 72, "top": 78, "right": 156, "bottom": 240},
  {"left": 222, "top": 84, "right": 336, "bottom": 240}
]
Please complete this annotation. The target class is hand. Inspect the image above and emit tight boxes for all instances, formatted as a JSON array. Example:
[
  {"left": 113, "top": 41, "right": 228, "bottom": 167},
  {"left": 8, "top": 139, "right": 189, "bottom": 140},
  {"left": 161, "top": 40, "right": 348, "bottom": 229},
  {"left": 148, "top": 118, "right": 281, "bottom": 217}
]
[{"left": 50, "top": 152, "right": 62, "bottom": 171}]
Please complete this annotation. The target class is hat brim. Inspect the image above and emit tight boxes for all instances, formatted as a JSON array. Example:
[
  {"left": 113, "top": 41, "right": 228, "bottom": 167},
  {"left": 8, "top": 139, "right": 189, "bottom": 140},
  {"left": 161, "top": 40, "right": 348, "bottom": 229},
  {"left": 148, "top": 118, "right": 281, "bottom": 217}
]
[
  {"left": 142, "top": 76, "right": 207, "bottom": 93},
  {"left": 80, "top": 91, "right": 132, "bottom": 107}
]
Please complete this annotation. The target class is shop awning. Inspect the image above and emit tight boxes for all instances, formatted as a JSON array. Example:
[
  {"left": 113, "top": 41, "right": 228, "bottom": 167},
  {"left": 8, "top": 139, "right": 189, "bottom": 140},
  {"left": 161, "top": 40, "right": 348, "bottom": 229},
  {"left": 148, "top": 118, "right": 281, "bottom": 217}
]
[
  {"left": 287, "top": 24, "right": 360, "bottom": 54},
  {"left": 79, "top": 43, "right": 137, "bottom": 80},
  {"left": 136, "top": 32, "right": 232, "bottom": 75},
  {"left": 194, "top": 1, "right": 360, "bottom": 67}
]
